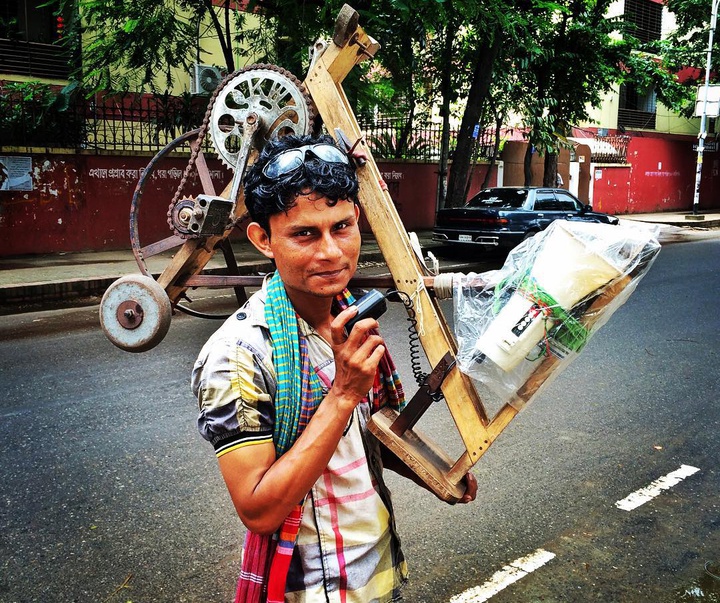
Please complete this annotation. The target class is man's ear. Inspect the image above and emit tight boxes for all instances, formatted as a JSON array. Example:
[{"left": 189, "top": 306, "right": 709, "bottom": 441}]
[{"left": 246, "top": 222, "right": 274, "bottom": 259}]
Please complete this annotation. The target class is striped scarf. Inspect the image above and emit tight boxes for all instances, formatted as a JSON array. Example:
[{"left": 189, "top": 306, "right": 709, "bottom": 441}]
[{"left": 235, "top": 273, "right": 405, "bottom": 603}]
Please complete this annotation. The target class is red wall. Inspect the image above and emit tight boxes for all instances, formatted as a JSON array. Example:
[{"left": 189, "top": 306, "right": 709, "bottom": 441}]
[
  {"left": 591, "top": 165, "right": 631, "bottom": 215},
  {"left": 362, "top": 160, "right": 496, "bottom": 232},
  {"left": 0, "top": 154, "right": 496, "bottom": 257},
  {"left": 591, "top": 136, "right": 719, "bottom": 215},
  {"left": 0, "top": 154, "right": 234, "bottom": 256},
  {"left": 2, "top": 136, "right": 714, "bottom": 257}
]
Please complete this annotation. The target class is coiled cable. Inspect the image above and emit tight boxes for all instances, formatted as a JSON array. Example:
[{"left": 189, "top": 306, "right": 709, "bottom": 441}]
[{"left": 388, "top": 289, "right": 445, "bottom": 402}]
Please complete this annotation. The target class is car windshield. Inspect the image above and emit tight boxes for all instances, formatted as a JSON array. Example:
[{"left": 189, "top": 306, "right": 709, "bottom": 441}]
[{"left": 467, "top": 189, "right": 527, "bottom": 209}]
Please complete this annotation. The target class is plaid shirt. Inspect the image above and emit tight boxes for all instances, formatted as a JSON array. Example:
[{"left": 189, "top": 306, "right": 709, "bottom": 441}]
[{"left": 192, "top": 286, "right": 408, "bottom": 602}]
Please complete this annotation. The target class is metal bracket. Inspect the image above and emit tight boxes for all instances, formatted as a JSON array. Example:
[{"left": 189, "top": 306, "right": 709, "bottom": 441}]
[
  {"left": 186, "top": 195, "right": 234, "bottom": 236},
  {"left": 390, "top": 352, "right": 456, "bottom": 437}
]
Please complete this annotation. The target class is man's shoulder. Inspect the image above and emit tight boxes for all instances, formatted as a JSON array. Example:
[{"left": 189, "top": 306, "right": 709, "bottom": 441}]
[{"left": 198, "top": 289, "right": 270, "bottom": 359}]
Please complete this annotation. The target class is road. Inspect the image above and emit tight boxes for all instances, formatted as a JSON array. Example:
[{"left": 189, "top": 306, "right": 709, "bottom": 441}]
[{"left": 1, "top": 235, "right": 719, "bottom": 602}]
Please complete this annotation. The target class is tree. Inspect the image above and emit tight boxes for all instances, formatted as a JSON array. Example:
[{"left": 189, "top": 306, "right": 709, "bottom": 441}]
[
  {"left": 507, "top": 0, "right": 637, "bottom": 186},
  {"left": 625, "top": 0, "right": 720, "bottom": 118},
  {"left": 443, "top": 0, "right": 554, "bottom": 205},
  {"left": 54, "top": 0, "right": 237, "bottom": 92}
]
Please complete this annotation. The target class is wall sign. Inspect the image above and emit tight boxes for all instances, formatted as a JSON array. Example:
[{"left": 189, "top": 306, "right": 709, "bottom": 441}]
[{"left": 0, "top": 156, "right": 33, "bottom": 191}]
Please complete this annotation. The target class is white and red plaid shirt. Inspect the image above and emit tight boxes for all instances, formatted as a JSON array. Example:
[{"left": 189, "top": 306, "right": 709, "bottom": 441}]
[{"left": 192, "top": 288, "right": 408, "bottom": 602}]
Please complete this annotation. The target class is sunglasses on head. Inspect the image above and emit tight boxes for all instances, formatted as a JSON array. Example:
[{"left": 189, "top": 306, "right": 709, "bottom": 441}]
[{"left": 262, "top": 143, "right": 350, "bottom": 180}]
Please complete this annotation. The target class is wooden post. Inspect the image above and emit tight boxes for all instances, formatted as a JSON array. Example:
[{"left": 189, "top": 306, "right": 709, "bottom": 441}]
[{"left": 304, "top": 9, "right": 493, "bottom": 501}]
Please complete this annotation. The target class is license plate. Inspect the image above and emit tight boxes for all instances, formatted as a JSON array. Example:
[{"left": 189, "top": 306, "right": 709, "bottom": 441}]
[{"left": 458, "top": 234, "right": 472, "bottom": 242}]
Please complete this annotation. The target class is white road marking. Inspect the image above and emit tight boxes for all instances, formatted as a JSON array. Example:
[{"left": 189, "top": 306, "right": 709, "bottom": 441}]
[
  {"left": 615, "top": 464, "right": 700, "bottom": 511},
  {"left": 448, "top": 549, "right": 556, "bottom": 603}
]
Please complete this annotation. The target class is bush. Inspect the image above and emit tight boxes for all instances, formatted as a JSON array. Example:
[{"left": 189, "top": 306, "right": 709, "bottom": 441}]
[{"left": 0, "top": 80, "right": 84, "bottom": 148}]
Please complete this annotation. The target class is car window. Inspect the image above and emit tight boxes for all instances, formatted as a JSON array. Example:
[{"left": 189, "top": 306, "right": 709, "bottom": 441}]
[
  {"left": 554, "top": 192, "right": 582, "bottom": 212},
  {"left": 467, "top": 189, "right": 527, "bottom": 209},
  {"left": 534, "top": 192, "right": 558, "bottom": 211}
]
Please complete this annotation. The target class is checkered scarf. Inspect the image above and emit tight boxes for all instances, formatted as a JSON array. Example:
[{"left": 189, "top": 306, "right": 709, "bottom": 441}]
[{"left": 235, "top": 272, "right": 405, "bottom": 603}]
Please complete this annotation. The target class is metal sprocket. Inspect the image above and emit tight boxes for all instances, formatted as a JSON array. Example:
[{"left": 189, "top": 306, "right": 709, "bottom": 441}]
[{"left": 208, "top": 64, "right": 315, "bottom": 170}]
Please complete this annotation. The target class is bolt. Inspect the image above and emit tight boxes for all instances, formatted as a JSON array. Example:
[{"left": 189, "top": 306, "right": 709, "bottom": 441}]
[
  {"left": 178, "top": 207, "right": 193, "bottom": 225},
  {"left": 124, "top": 308, "right": 136, "bottom": 321}
]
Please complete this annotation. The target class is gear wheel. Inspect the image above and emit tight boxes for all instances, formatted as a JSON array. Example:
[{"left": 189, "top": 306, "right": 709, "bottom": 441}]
[
  {"left": 208, "top": 65, "right": 315, "bottom": 170},
  {"left": 170, "top": 198, "right": 197, "bottom": 236}
]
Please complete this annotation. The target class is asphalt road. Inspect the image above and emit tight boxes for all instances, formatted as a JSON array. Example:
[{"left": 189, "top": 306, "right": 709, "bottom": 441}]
[{"left": 1, "top": 235, "right": 719, "bottom": 603}]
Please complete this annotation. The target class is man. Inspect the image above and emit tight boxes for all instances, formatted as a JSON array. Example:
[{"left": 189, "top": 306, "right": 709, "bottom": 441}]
[{"left": 192, "top": 134, "right": 477, "bottom": 602}]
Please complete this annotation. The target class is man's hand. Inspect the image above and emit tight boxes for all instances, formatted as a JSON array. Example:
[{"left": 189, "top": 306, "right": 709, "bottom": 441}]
[
  {"left": 457, "top": 472, "right": 478, "bottom": 504},
  {"left": 328, "top": 306, "right": 386, "bottom": 410}
]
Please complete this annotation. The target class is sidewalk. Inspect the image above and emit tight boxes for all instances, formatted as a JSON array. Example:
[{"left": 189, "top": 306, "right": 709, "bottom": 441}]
[
  {"left": 0, "top": 231, "right": 399, "bottom": 311},
  {"left": 1, "top": 212, "right": 719, "bottom": 312}
]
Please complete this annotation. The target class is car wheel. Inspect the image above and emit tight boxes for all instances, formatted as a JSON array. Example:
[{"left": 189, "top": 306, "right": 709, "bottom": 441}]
[{"left": 523, "top": 230, "right": 539, "bottom": 241}]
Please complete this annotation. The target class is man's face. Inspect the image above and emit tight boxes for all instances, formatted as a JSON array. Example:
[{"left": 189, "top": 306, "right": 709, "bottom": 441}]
[{"left": 259, "top": 194, "right": 361, "bottom": 303}]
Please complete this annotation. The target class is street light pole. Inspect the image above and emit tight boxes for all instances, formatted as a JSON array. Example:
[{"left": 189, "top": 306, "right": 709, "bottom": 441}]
[{"left": 692, "top": 0, "right": 720, "bottom": 217}]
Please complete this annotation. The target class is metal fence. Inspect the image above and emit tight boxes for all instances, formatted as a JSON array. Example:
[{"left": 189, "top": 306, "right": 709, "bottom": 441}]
[
  {"left": 358, "top": 116, "right": 498, "bottom": 162},
  {"left": 2, "top": 90, "right": 504, "bottom": 161},
  {"left": 1, "top": 89, "right": 211, "bottom": 152}
]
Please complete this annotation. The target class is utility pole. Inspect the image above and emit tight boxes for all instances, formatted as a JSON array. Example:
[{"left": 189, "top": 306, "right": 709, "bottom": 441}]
[{"left": 691, "top": 0, "right": 720, "bottom": 219}]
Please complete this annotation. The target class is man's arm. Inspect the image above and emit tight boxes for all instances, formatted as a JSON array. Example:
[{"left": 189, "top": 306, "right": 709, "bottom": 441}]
[{"left": 218, "top": 309, "right": 385, "bottom": 535}]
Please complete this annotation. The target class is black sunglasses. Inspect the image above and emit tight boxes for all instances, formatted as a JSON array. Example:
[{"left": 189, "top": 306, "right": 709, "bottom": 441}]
[{"left": 262, "top": 143, "right": 350, "bottom": 180}]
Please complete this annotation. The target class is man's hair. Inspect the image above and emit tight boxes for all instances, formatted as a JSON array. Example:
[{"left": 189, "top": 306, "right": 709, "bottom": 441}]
[{"left": 242, "top": 134, "right": 359, "bottom": 233}]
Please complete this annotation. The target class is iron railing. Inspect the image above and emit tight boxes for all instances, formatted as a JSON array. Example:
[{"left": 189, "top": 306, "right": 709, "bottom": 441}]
[
  {"left": 359, "top": 116, "right": 498, "bottom": 162},
  {"left": 2, "top": 90, "right": 211, "bottom": 152},
  {"left": 3, "top": 92, "right": 504, "bottom": 161},
  {"left": 594, "top": 135, "right": 631, "bottom": 163}
]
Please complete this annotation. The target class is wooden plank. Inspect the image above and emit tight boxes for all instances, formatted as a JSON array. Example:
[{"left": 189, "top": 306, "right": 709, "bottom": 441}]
[
  {"left": 318, "top": 20, "right": 380, "bottom": 84},
  {"left": 368, "top": 407, "right": 466, "bottom": 503}
]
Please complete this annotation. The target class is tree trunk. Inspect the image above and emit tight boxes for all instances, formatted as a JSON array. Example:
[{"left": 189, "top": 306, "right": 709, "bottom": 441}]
[
  {"left": 543, "top": 152, "right": 558, "bottom": 187},
  {"left": 445, "top": 32, "right": 503, "bottom": 208},
  {"left": 524, "top": 144, "right": 533, "bottom": 186},
  {"left": 436, "top": 24, "right": 453, "bottom": 209},
  {"left": 203, "top": 0, "right": 235, "bottom": 71}
]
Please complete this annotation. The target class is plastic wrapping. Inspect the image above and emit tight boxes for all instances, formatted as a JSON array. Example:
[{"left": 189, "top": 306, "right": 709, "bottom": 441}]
[{"left": 452, "top": 220, "right": 660, "bottom": 411}]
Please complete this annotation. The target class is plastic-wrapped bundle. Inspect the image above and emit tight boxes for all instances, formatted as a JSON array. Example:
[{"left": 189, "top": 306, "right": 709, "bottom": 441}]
[{"left": 452, "top": 220, "right": 660, "bottom": 410}]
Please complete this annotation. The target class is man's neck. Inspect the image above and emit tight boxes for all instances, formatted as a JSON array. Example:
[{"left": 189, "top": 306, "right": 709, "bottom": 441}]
[{"left": 287, "top": 291, "right": 335, "bottom": 339}]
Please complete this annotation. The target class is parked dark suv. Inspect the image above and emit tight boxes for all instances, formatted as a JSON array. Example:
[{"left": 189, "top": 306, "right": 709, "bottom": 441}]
[{"left": 433, "top": 187, "right": 619, "bottom": 249}]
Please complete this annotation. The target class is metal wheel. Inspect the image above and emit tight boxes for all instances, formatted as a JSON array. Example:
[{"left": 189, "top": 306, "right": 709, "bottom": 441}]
[
  {"left": 208, "top": 65, "right": 314, "bottom": 170},
  {"left": 100, "top": 274, "right": 172, "bottom": 352}
]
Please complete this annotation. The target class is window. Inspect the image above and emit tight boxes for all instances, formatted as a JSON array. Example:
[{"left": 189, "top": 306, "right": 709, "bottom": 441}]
[
  {"left": 469, "top": 188, "right": 528, "bottom": 209},
  {"left": 618, "top": 83, "right": 657, "bottom": 129},
  {"left": 534, "top": 193, "right": 559, "bottom": 211},
  {"left": 0, "top": 0, "right": 72, "bottom": 79},
  {"left": 554, "top": 192, "right": 582, "bottom": 212},
  {"left": 624, "top": 0, "right": 662, "bottom": 43}
]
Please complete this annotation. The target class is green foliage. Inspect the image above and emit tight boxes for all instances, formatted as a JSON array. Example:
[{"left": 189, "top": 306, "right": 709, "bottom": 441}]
[
  {"left": 623, "top": 47, "right": 697, "bottom": 117},
  {"left": 0, "top": 80, "right": 84, "bottom": 147},
  {"left": 636, "top": 0, "right": 720, "bottom": 116},
  {"left": 50, "top": 0, "right": 236, "bottom": 93},
  {"left": 500, "top": 0, "right": 640, "bottom": 170},
  {"left": 149, "top": 91, "right": 210, "bottom": 140}
]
